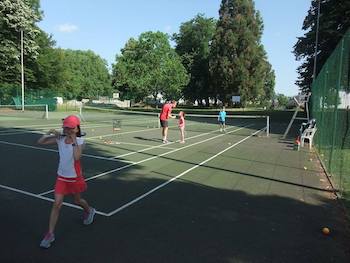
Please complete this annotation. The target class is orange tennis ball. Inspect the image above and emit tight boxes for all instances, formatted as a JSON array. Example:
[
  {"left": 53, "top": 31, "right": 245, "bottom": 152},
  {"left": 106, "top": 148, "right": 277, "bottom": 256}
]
[{"left": 322, "top": 227, "right": 330, "bottom": 235}]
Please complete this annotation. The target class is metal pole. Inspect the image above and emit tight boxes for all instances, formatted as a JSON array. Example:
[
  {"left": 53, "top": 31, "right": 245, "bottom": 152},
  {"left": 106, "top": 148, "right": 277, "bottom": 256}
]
[
  {"left": 21, "top": 29, "right": 25, "bottom": 111},
  {"left": 267, "top": 116, "right": 270, "bottom": 137},
  {"left": 312, "top": 0, "right": 321, "bottom": 82}
]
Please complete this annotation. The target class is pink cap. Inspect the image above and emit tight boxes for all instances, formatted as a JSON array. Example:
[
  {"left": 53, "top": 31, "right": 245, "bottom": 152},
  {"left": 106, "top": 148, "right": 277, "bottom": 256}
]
[{"left": 62, "top": 115, "right": 80, "bottom": 128}]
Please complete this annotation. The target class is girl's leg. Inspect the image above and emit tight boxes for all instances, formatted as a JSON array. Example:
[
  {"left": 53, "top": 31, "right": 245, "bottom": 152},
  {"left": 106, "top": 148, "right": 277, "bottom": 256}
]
[
  {"left": 74, "top": 193, "right": 95, "bottom": 225},
  {"left": 163, "top": 127, "right": 169, "bottom": 142},
  {"left": 180, "top": 127, "right": 185, "bottom": 142},
  {"left": 73, "top": 193, "right": 90, "bottom": 212},
  {"left": 48, "top": 193, "right": 64, "bottom": 233}
]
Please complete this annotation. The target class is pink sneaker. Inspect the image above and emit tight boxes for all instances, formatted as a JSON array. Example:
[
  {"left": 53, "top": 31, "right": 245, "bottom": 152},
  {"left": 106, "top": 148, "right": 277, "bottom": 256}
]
[
  {"left": 40, "top": 232, "right": 55, "bottom": 248},
  {"left": 83, "top": 207, "right": 96, "bottom": 225}
]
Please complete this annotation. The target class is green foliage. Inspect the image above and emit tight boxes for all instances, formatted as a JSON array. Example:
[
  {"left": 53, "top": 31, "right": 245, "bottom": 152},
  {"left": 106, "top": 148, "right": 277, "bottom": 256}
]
[
  {"left": 58, "top": 49, "right": 112, "bottom": 99},
  {"left": 209, "top": 0, "right": 274, "bottom": 106},
  {"left": 0, "top": 0, "right": 41, "bottom": 84},
  {"left": 112, "top": 31, "right": 189, "bottom": 102},
  {"left": 0, "top": 83, "right": 19, "bottom": 104},
  {"left": 294, "top": 0, "right": 350, "bottom": 92},
  {"left": 173, "top": 14, "right": 216, "bottom": 104},
  {"left": 276, "top": 93, "right": 289, "bottom": 107}
]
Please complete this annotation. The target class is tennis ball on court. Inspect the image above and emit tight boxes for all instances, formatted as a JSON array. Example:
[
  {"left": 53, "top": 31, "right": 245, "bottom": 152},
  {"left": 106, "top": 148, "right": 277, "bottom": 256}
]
[
  {"left": 304, "top": 166, "right": 307, "bottom": 170},
  {"left": 322, "top": 227, "right": 330, "bottom": 235},
  {"left": 309, "top": 158, "right": 313, "bottom": 162},
  {"left": 228, "top": 142, "right": 231, "bottom": 145},
  {"left": 99, "top": 136, "right": 102, "bottom": 139}
]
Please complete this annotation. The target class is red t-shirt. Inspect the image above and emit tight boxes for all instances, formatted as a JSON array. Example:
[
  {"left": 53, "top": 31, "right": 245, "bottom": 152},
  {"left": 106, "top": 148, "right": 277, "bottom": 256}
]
[{"left": 160, "top": 103, "right": 172, "bottom": 121}]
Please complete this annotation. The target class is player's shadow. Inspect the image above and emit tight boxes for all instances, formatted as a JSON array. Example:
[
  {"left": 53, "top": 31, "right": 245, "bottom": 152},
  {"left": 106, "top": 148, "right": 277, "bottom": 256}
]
[{"left": 134, "top": 136, "right": 163, "bottom": 142}]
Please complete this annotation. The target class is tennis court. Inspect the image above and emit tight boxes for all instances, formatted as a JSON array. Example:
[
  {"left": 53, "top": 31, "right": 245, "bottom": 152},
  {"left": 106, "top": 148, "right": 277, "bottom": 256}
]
[{"left": 0, "top": 108, "right": 349, "bottom": 262}]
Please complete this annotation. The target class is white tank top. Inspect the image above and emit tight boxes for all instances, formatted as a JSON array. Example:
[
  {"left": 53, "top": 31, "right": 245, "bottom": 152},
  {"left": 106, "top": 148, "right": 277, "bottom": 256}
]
[{"left": 56, "top": 137, "right": 84, "bottom": 178}]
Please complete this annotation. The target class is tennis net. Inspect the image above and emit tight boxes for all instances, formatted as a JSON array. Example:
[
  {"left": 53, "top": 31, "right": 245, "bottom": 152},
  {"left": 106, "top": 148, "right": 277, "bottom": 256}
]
[
  {"left": 0, "top": 104, "right": 49, "bottom": 119},
  {"left": 80, "top": 105, "right": 269, "bottom": 135},
  {"left": 181, "top": 113, "right": 270, "bottom": 135},
  {"left": 80, "top": 105, "right": 160, "bottom": 128}
]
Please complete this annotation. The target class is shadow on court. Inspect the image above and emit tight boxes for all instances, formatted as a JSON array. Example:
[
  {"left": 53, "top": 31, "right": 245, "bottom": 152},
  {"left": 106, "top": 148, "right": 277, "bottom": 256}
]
[
  {"left": 0, "top": 173, "right": 349, "bottom": 263},
  {"left": 0, "top": 119, "right": 349, "bottom": 263}
]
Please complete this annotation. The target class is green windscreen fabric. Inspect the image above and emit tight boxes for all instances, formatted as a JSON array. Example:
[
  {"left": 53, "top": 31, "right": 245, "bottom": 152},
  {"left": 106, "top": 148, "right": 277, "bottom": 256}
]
[{"left": 312, "top": 28, "right": 350, "bottom": 209}]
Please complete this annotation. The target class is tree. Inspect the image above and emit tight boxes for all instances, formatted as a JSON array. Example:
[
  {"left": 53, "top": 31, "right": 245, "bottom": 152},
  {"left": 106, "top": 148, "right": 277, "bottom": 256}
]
[
  {"left": 209, "top": 0, "right": 273, "bottom": 106},
  {"left": 294, "top": 0, "right": 350, "bottom": 92},
  {"left": 276, "top": 93, "right": 289, "bottom": 108},
  {"left": 173, "top": 14, "right": 216, "bottom": 105},
  {"left": 58, "top": 49, "right": 111, "bottom": 99},
  {"left": 24, "top": 30, "right": 65, "bottom": 92},
  {"left": 0, "top": 0, "right": 41, "bottom": 85},
  {"left": 112, "top": 31, "right": 189, "bottom": 102}
]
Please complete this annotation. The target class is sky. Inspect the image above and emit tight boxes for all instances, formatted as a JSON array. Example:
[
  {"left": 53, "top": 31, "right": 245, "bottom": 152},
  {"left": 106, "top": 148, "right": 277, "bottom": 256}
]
[{"left": 38, "top": 0, "right": 311, "bottom": 97}]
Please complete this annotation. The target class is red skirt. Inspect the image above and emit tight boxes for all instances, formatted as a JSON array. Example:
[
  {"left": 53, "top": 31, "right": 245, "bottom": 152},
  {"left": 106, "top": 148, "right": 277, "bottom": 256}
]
[
  {"left": 54, "top": 161, "right": 87, "bottom": 195},
  {"left": 54, "top": 175, "right": 87, "bottom": 195}
]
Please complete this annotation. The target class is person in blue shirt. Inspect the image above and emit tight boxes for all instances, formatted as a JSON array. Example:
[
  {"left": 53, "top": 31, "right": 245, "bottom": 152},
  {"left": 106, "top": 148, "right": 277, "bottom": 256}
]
[{"left": 218, "top": 107, "right": 226, "bottom": 132}]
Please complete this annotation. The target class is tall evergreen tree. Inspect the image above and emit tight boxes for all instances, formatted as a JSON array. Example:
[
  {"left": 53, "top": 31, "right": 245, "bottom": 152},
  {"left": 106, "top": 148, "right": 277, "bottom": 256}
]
[
  {"left": 173, "top": 14, "right": 216, "bottom": 105},
  {"left": 294, "top": 0, "right": 350, "bottom": 92},
  {"left": 209, "top": 0, "right": 273, "bottom": 106}
]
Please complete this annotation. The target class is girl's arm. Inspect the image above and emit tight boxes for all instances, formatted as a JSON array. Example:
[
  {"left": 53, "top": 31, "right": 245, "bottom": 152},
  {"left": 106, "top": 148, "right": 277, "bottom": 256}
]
[
  {"left": 70, "top": 134, "right": 83, "bottom": 160},
  {"left": 37, "top": 129, "right": 59, "bottom": 145}
]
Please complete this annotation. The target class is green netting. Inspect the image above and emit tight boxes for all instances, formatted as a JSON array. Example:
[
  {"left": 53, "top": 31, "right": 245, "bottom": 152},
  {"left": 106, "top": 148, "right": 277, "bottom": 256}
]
[
  {"left": 312, "top": 28, "right": 350, "bottom": 210},
  {"left": 12, "top": 89, "right": 57, "bottom": 111}
]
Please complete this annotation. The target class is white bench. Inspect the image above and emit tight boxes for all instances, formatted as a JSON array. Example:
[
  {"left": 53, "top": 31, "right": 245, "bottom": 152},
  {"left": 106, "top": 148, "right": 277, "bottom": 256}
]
[{"left": 301, "top": 127, "right": 317, "bottom": 149}]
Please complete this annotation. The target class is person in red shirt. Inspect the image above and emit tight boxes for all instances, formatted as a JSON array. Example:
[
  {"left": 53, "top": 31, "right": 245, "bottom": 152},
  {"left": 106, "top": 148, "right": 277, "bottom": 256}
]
[{"left": 159, "top": 100, "right": 177, "bottom": 143}]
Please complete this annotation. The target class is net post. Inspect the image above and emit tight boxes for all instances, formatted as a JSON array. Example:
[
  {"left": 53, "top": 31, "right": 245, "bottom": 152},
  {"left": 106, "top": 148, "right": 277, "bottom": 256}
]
[
  {"left": 157, "top": 113, "right": 160, "bottom": 128},
  {"left": 45, "top": 104, "right": 49, "bottom": 119},
  {"left": 266, "top": 116, "right": 270, "bottom": 137},
  {"left": 78, "top": 105, "right": 85, "bottom": 122}
]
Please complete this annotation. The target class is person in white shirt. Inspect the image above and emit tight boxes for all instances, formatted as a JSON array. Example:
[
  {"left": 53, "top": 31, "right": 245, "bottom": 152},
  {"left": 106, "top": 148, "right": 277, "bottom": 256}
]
[{"left": 38, "top": 115, "right": 95, "bottom": 249}]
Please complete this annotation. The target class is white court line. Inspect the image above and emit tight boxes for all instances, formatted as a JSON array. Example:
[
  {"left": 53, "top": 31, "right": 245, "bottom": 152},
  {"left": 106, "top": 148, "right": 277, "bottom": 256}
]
[
  {"left": 0, "top": 124, "right": 123, "bottom": 136},
  {"left": 37, "top": 125, "right": 246, "bottom": 196},
  {"left": 85, "top": 123, "right": 187, "bottom": 140},
  {"left": 0, "top": 124, "right": 222, "bottom": 165},
  {"left": 0, "top": 140, "right": 135, "bottom": 164},
  {"left": 87, "top": 127, "right": 159, "bottom": 139},
  {"left": 110, "top": 126, "right": 231, "bottom": 159},
  {"left": 0, "top": 183, "right": 108, "bottom": 216},
  {"left": 107, "top": 127, "right": 265, "bottom": 216},
  {"left": 88, "top": 140, "right": 176, "bottom": 150},
  {"left": 84, "top": 124, "right": 253, "bottom": 182},
  {"left": 1, "top": 124, "right": 261, "bottom": 215}
]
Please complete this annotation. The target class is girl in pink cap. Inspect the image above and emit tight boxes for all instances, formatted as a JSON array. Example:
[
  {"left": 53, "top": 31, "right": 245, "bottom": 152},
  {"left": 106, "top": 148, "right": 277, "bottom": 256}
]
[{"left": 38, "top": 115, "right": 95, "bottom": 248}]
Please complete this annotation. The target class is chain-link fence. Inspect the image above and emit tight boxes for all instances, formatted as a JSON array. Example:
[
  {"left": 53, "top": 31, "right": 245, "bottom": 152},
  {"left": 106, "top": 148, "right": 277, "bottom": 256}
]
[{"left": 312, "top": 28, "right": 350, "bottom": 212}]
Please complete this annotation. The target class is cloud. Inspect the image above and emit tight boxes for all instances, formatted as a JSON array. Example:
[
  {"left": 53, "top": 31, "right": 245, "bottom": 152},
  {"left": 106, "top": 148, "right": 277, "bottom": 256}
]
[{"left": 57, "top": 23, "right": 79, "bottom": 33}]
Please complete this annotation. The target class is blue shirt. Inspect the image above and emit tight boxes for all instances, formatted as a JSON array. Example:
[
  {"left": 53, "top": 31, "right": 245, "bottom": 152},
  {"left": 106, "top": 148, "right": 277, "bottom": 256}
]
[{"left": 219, "top": 111, "right": 226, "bottom": 121}]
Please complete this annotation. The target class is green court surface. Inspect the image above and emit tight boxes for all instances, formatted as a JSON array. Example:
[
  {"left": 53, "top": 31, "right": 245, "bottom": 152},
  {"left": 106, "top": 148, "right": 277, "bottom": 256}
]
[{"left": 0, "top": 112, "right": 349, "bottom": 263}]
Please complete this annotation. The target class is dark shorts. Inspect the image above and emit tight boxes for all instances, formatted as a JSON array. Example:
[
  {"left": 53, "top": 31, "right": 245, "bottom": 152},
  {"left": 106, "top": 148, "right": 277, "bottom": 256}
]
[
  {"left": 160, "top": 120, "right": 168, "bottom": 127},
  {"left": 219, "top": 120, "right": 225, "bottom": 125}
]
